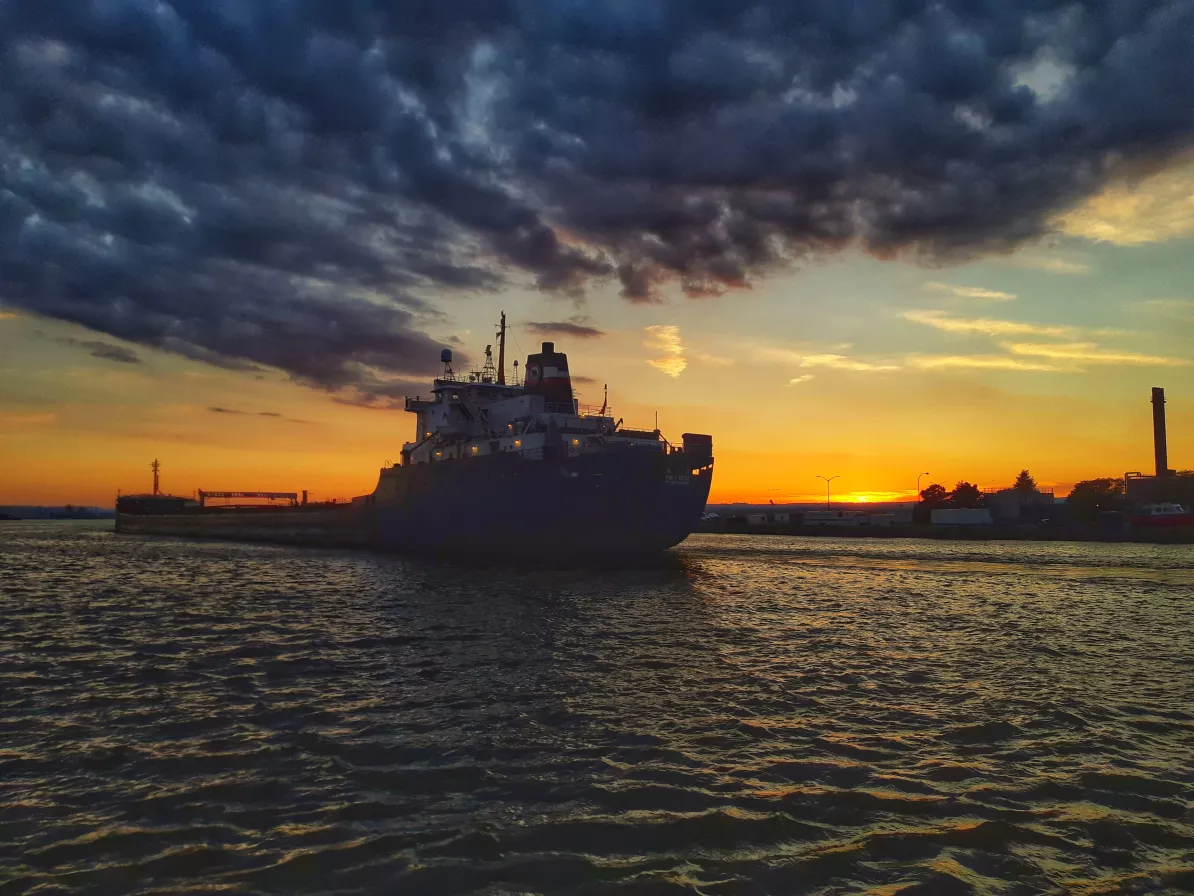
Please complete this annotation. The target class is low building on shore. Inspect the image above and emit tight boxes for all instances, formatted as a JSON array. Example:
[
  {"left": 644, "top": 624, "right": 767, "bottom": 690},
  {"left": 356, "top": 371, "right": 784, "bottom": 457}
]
[
  {"left": 803, "top": 510, "right": 870, "bottom": 526},
  {"left": 931, "top": 508, "right": 994, "bottom": 526},
  {"left": 984, "top": 487, "right": 1056, "bottom": 524},
  {"left": 746, "top": 510, "right": 791, "bottom": 525}
]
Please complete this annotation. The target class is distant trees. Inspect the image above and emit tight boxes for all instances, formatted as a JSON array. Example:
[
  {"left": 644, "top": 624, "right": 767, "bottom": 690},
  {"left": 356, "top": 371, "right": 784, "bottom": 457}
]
[
  {"left": 1067, "top": 478, "right": 1126, "bottom": 522},
  {"left": 1013, "top": 469, "right": 1037, "bottom": 492},
  {"left": 951, "top": 482, "right": 983, "bottom": 509},
  {"left": 1063, "top": 471, "right": 1194, "bottom": 523},
  {"left": 920, "top": 483, "right": 949, "bottom": 506},
  {"left": 919, "top": 482, "right": 984, "bottom": 507},
  {"left": 915, "top": 483, "right": 948, "bottom": 522}
]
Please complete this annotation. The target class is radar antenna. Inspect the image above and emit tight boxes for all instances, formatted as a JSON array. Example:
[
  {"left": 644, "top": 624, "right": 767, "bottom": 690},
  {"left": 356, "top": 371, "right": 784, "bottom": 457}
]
[{"left": 481, "top": 344, "right": 497, "bottom": 383}]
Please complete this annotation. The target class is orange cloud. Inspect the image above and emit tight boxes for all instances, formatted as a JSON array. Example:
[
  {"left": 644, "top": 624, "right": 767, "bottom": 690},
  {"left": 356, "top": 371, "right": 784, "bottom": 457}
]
[
  {"left": 1001, "top": 252, "right": 1092, "bottom": 275},
  {"left": 925, "top": 282, "right": 1016, "bottom": 301},
  {"left": 1057, "top": 158, "right": 1194, "bottom": 245},
  {"left": 1002, "top": 342, "right": 1191, "bottom": 366},
  {"left": 644, "top": 325, "right": 687, "bottom": 377},
  {"left": 907, "top": 354, "right": 1059, "bottom": 371},
  {"left": 902, "top": 310, "right": 1074, "bottom": 338}
]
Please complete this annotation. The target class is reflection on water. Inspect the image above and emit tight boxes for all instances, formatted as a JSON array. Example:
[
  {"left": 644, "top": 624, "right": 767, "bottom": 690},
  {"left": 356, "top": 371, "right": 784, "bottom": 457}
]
[{"left": 2, "top": 523, "right": 1192, "bottom": 894}]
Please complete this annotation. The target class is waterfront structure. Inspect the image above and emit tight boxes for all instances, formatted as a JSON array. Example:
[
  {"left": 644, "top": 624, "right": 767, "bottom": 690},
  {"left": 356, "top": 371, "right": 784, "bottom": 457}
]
[
  {"left": 984, "top": 487, "right": 1057, "bottom": 524},
  {"left": 803, "top": 510, "right": 870, "bottom": 526},
  {"left": 931, "top": 508, "right": 995, "bottom": 526},
  {"left": 1125, "top": 387, "right": 1184, "bottom": 507}
]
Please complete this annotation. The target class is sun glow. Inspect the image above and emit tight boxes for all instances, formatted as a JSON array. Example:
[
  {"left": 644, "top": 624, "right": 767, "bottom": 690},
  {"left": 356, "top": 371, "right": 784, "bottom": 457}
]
[{"left": 840, "top": 491, "right": 918, "bottom": 504}]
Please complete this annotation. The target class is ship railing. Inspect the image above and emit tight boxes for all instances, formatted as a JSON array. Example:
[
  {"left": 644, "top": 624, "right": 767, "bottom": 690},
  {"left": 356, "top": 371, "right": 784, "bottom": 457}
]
[{"left": 543, "top": 402, "right": 611, "bottom": 417}]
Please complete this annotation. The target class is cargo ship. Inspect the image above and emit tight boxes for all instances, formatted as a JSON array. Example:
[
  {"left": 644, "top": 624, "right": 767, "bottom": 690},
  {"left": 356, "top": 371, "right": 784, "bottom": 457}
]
[{"left": 115, "top": 315, "right": 714, "bottom": 560}]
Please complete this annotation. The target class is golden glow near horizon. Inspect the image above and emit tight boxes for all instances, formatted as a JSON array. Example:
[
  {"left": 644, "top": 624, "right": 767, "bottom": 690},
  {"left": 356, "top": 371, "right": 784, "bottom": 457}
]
[{"left": 3, "top": 160, "right": 1194, "bottom": 508}]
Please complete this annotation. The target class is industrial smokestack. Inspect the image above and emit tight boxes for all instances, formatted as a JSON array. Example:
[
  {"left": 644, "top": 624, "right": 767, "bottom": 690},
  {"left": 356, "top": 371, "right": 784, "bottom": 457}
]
[{"left": 1152, "top": 387, "right": 1169, "bottom": 478}]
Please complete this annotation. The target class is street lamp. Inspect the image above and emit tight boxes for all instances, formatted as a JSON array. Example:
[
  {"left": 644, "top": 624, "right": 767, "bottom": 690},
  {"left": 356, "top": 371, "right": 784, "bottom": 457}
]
[
  {"left": 917, "top": 472, "right": 930, "bottom": 500},
  {"left": 816, "top": 475, "right": 839, "bottom": 509}
]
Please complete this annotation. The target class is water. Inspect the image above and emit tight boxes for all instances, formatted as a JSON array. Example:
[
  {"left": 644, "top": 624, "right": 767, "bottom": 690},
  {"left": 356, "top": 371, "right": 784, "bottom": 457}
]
[{"left": 3, "top": 522, "right": 1193, "bottom": 895}]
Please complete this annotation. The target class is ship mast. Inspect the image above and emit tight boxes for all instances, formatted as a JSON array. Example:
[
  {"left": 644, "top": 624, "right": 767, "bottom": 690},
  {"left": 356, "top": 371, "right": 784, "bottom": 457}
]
[{"left": 496, "top": 310, "right": 507, "bottom": 385}]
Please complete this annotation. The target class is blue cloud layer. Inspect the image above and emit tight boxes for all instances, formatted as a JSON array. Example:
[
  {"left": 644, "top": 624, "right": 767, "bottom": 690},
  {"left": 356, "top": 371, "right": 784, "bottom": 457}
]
[{"left": 2, "top": 1, "right": 1193, "bottom": 390}]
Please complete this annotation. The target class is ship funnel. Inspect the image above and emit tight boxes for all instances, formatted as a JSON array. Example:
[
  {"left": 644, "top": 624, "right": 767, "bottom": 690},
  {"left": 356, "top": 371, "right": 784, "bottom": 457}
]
[
  {"left": 1153, "top": 386, "right": 1169, "bottom": 477},
  {"left": 524, "top": 342, "right": 573, "bottom": 407}
]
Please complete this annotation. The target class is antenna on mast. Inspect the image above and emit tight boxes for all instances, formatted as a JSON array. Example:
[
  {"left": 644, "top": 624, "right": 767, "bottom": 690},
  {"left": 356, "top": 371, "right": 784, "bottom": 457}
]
[
  {"left": 151, "top": 458, "right": 160, "bottom": 496},
  {"left": 496, "top": 310, "right": 507, "bottom": 385},
  {"left": 481, "top": 344, "right": 497, "bottom": 382}
]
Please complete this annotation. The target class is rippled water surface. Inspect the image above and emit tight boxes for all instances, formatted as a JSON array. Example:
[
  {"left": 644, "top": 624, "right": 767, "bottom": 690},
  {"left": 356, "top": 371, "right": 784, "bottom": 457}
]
[{"left": 3, "top": 522, "right": 1193, "bottom": 894}]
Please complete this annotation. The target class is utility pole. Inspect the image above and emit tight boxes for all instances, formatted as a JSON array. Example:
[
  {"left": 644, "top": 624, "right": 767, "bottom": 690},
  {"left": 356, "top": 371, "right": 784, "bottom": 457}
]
[
  {"left": 817, "top": 475, "right": 839, "bottom": 509},
  {"left": 151, "top": 459, "right": 160, "bottom": 496}
]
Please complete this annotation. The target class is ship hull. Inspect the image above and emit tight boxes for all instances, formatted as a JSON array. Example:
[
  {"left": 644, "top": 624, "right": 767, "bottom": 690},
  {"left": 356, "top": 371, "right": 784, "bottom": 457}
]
[
  {"left": 115, "top": 448, "right": 712, "bottom": 561},
  {"left": 114, "top": 505, "right": 374, "bottom": 547},
  {"left": 375, "top": 449, "right": 710, "bottom": 559}
]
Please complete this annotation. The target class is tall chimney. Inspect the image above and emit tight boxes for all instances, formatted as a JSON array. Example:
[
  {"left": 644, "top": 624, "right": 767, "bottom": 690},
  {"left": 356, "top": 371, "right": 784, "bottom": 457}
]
[{"left": 1152, "top": 387, "right": 1169, "bottom": 478}]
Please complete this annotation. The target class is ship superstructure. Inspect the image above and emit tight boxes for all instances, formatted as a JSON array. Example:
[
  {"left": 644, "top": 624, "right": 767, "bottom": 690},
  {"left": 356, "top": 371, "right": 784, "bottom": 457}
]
[
  {"left": 400, "top": 333, "right": 682, "bottom": 471},
  {"left": 116, "top": 313, "right": 715, "bottom": 559}
]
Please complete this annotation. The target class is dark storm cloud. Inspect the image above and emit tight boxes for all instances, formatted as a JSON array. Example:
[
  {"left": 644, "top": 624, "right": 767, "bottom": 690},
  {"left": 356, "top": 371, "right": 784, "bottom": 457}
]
[
  {"left": 4, "top": 2, "right": 1194, "bottom": 382},
  {"left": 207, "top": 406, "right": 309, "bottom": 423},
  {"left": 56, "top": 336, "right": 142, "bottom": 364},
  {"left": 84, "top": 342, "right": 142, "bottom": 364},
  {"left": 331, "top": 381, "right": 429, "bottom": 411},
  {"left": 526, "top": 318, "right": 607, "bottom": 340}
]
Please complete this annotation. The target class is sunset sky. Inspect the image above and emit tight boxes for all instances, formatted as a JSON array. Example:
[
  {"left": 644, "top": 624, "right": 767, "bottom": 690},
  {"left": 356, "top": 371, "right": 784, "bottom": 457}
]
[{"left": 2, "top": 2, "right": 1193, "bottom": 506}]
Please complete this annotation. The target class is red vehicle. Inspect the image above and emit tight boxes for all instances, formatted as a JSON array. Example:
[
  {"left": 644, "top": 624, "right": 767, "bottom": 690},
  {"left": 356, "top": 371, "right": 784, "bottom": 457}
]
[{"left": 1133, "top": 503, "right": 1194, "bottom": 527}]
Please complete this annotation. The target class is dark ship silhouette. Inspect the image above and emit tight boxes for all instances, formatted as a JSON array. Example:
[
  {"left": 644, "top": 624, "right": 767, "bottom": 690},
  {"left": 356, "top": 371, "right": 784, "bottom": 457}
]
[{"left": 116, "top": 314, "right": 714, "bottom": 560}]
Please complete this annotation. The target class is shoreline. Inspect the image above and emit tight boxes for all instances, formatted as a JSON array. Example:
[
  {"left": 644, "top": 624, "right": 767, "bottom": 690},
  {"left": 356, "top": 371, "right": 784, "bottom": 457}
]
[{"left": 697, "top": 522, "right": 1194, "bottom": 545}]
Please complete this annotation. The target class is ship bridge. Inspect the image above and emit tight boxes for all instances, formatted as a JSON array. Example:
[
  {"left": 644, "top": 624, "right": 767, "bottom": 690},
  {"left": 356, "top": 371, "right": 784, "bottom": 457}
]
[{"left": 397, "top": 313, "right": 679, "bottom": 468}]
